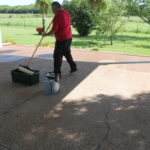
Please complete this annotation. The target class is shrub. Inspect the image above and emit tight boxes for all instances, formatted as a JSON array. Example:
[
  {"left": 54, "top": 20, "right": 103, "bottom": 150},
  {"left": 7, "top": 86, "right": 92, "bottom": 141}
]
[
  {"left": 72, "top": 3, "right": 95, "bottom": 36},
  {"left": 63, "top": 2, "right": 75, "bottom": 23}
]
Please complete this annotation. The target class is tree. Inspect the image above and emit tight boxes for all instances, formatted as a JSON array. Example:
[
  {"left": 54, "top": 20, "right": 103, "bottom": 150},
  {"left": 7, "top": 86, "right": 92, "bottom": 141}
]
[
  {"left": 35, "top": 0, "right": 52, "bottom": 32},
  {"left": 63, "top": 1, "right": 95, "bottom": 36},
  {"left": 95, "top": 0, "right": 126, "bottom": 45},
  {"left": 0, "top": 5, "right": 40, "bottom": 14},
  {"left": 126, "top": 0, "right": 150, "bottom": 25},
  {"left": 73, "top": 3, "right": 95, "bottom": 36},
  {"left": 63, "top": 0, "right": 108, "bottom": 36}
]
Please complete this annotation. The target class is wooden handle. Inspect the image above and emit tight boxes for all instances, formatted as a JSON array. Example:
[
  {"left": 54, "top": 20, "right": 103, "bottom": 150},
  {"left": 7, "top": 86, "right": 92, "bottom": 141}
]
[{"left": 27, "top": 20, "right": 53, "bottom": 66}]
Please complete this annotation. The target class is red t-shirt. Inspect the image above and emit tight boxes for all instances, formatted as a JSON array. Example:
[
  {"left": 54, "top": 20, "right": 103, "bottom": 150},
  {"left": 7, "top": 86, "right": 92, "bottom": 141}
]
[{"left": 52, "top": 9, "right": 72, "bottom": 41}]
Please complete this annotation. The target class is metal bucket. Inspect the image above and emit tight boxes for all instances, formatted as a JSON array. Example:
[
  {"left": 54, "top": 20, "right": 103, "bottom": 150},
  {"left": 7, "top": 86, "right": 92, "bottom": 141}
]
[{"left": 43, "top": 72, "right": 60, "bottom": 94}]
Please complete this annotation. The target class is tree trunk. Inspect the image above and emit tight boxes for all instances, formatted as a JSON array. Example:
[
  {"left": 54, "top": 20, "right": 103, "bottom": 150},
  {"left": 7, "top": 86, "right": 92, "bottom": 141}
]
[
  {"left": 110, "top": 26, "right": 113, "bottom": 45},
  {"left": 42, "top": 9, "right": 45, "bottom": 33},
  {"left": 110, "top": 35, "right": 113, "bottom": 45}
]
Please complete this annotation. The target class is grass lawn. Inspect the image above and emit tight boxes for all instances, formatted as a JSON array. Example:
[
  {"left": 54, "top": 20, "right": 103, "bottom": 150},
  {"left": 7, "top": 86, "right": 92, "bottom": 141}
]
[
  {"left": 1, "top": 26, "right": 55, "bottom": 45},
  {"left": 0, "top": 15, "right": 150, "bottom": 56}
]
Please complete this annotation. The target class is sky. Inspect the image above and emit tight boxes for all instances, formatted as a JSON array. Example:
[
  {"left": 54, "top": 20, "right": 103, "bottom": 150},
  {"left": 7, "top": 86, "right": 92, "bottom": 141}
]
[{"left": 0, "top": 0, "right": 64, "bottom": 6}]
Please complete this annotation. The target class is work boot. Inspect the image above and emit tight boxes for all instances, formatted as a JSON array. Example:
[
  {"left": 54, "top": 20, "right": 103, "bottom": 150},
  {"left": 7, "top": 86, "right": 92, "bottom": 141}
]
[{"left": 70, "top": 68, "right": 78, "bottom": 74}]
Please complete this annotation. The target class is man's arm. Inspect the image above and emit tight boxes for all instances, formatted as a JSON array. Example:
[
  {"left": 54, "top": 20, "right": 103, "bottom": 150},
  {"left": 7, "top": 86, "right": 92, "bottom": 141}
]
[
  {"left": 42, "top": 21, "right": 59, "bottom": 37},
  {"left": 43, "top": 13, "right": 60, "bottom": 37}
]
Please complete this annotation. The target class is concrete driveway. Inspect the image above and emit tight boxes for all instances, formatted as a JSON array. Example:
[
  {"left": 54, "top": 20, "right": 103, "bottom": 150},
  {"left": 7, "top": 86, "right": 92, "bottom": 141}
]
[{"left": 0, "top": 45, "right": 150, "bottom": 150}]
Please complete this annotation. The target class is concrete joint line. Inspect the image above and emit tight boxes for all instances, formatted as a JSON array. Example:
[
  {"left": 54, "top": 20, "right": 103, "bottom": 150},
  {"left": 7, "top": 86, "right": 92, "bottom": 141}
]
[
  {"left": 0, "top": 145, "right": 10, "bottom": 150},
  {"left": 92, "top": 103, "right": 111, "bottom": 150},
  {"left": 0, "top": 91, "right": 40, "bottom": 117}
]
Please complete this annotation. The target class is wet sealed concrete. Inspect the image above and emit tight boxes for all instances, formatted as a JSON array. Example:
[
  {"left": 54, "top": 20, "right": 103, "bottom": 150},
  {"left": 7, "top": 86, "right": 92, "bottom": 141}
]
[
  {"left": 0, "top": 45, "right": 53, "bottom": 63},
  {"left": 0, "top": 45, "right": 150, "bottom": 150}
]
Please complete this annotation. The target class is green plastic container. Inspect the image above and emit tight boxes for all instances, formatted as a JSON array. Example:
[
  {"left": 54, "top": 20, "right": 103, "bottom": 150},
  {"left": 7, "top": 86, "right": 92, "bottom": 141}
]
[{"left": 11, "top": 69, "right": 40, "bottom": 86}]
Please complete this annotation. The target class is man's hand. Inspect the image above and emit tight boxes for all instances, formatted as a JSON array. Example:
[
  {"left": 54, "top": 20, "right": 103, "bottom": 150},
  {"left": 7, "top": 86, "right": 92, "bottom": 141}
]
[
  {"left": 42, "top": 32, "right": 48, "bottom": 37},
  {"left": 42, "top": 30, "right": 53, "bottom": 37}
]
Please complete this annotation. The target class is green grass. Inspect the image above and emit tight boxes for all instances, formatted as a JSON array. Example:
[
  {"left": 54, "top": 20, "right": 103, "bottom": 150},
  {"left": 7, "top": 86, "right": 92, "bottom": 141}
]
[
  {"left": 0, "top": 14, "right": 150, "bottom": 56},
  {"left": 123, "top": 22, "right": 150, "bottom": 34},
  {"left": 0, "top": 17, "right": 52, "bottom": 27},
  {"left": 72, "top": 32, "right": 150, "bottom": 56},
  {"left": 0, "top": 13, "right": 53, "bottom": 27},
  {"left": 1, "top": 26, "right": 55, "bottom": 45}
]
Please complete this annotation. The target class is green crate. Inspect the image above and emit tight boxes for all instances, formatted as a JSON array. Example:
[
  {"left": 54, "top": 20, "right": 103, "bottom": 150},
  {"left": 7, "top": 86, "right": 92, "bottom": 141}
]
[{"left": 11, "top": 69, "right": 40, "bottom": 86}]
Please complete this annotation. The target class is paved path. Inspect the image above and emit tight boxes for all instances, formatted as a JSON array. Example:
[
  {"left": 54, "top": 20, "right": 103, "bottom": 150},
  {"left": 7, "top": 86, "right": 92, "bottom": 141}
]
[{"left": 0, "top": 45, "right": 150, "bottom": 150}]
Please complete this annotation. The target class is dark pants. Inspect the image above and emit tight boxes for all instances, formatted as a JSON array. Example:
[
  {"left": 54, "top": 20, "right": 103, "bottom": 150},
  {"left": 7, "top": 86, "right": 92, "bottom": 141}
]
[{"left": 53, "top": 38, "right": 77, "bottom": 73}]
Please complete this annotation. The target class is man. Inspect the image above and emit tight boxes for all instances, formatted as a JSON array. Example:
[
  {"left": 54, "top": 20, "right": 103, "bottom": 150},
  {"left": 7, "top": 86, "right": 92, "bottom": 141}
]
[{"left": 43, "top": 1, "right": 77, "bottom": 76}]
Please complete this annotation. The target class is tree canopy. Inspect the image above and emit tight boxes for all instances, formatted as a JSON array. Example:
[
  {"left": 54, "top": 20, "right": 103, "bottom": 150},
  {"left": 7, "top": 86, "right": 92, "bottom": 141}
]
[
  {"left": 0, "top": 5, "right": 40, "bottom": 14},
  {"left": 127, "top": 0, "right": 150, "bottom": 25}
]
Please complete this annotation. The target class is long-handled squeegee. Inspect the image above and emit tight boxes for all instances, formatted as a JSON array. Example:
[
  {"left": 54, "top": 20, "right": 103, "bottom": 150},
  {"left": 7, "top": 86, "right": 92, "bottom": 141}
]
[{"left": 18, "top": 20, "right": 53, "bottom": 75}]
